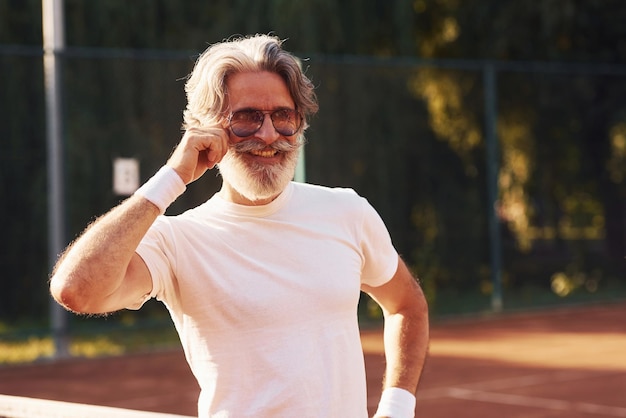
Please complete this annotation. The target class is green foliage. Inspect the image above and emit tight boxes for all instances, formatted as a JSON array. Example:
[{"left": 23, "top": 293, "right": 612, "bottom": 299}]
[{"left": 413, "top": 0, "right": 626, "bottom": 63}]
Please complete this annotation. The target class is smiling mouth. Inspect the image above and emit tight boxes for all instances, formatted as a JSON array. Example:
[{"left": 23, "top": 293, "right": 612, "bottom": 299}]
[{"left": 249, "top": 149, "right": 279, "bottom": 158}]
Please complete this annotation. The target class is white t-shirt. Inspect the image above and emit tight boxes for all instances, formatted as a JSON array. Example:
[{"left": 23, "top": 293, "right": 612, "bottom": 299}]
[{"left": 135, "top": 181, "right": 398, "bottom": 417}]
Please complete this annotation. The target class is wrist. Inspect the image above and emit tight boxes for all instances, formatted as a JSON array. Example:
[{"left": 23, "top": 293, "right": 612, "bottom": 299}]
[
  {"left": 374, "top": 387, "right": 416, "bottom": 418},
  {"left": 134, "top": 165, "right": 186, "bottom": 214}
]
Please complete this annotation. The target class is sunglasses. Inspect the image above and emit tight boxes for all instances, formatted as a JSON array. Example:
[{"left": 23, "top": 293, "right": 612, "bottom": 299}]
[{"left": 227, "top": 108, "right": 302, "bottom": 137}]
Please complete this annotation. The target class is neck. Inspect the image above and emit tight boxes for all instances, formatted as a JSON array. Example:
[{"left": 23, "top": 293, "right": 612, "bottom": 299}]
[{"left": 218, "top": 182, "right": 282, "bottom": 206}]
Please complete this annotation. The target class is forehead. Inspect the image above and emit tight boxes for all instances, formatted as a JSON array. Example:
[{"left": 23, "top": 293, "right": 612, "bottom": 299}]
[{"left": 226, "top": 71, "right": 295, "bottom": 111}]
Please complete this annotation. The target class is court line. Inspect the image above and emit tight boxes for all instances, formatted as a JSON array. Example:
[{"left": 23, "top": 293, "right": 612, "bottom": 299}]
[
  {"left": 448, "top": 388, "right": 626, "bottom": 417},
  {"left": 417, "top": 370, "right": 607, "bottom": 400},
  {"left": 416, "top": 370, "right": 626, "bottom": 417},
  {"left": 460, "top": 369, "right": 612, "bottom": 391}
]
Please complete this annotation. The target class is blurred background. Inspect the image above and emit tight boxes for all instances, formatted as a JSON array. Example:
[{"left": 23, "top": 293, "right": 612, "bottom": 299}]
[{"left": 1, "top": 0, "right": 625, "bottom": 362}]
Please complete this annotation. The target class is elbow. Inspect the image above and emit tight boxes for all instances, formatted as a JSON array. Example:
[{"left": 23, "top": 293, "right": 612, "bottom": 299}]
[
  {"left": 411, "top": 284, "right": 430, "bottom": 329},
  {"left": 398, "top": 280, "right": 429, "bottom": 318},
  {"left": 415, "top": 286, "right": 429, "bottom": 318},
  {"left": 391, "top": 283, "right": 429, "bottom": 330},
  {"left": 49, "top": 272, "right": 92, "bottom": 314}
]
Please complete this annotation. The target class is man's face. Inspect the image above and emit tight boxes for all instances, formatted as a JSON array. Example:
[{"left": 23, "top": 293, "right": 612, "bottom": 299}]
[{"left": 218, "top": 71, "right": 302, "bottom": 204}]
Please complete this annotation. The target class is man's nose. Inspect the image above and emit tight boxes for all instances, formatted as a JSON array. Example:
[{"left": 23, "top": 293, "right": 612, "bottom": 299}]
[{"left": 255, "top": 114, "right": 280, "bottom": 144}]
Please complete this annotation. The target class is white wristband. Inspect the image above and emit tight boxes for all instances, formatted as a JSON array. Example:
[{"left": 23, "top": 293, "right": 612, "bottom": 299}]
[
  {"left": 134, "top": 166, "right": 186, "bottom": 214},
  {"left": 374, "top": 387, "right": 416, "bottom": 418}
]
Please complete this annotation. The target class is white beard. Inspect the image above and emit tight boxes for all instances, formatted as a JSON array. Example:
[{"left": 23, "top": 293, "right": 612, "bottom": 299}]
[{"left": 217, "top": 138, "right": 302, "bottom": 202}]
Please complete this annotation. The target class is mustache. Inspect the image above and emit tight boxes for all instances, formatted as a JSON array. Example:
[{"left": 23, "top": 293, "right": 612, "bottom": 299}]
[{"left": 229, "top": 138, "right": 303, "bottom": 153}]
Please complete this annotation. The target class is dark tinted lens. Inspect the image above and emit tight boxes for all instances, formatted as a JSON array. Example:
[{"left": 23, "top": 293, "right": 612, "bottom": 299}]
[
  {"left": 271, "top": 109, "right": 301, "bottom": 136},
  {"left": 230, "top": 110, "right": 264, "bottom": 137}
]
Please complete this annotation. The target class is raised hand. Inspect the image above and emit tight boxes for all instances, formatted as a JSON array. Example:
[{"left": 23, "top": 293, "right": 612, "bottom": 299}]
[{"left": 166, "top": 126, "right": 229, "bottom": 185}]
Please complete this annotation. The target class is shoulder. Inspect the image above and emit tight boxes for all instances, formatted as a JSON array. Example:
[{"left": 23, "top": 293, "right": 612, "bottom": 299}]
[
  {"left": 291, "top": 181, "right": 362, "bottom": 202},
  {"left": 289, "top": 182, "right": 373, "bottom": 220}
]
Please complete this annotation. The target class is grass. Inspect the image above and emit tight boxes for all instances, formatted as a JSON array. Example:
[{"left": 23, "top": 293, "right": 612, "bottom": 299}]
[
  {"left": 0, "top": 335, "right": 127, "bottom": 364},
  {"left": 0, "top": 312, "right": 180, "bottom": 365}
]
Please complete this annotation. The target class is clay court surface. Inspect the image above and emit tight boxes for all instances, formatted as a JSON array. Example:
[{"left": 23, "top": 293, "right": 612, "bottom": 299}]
[{"left": 1, "top": 302, "right": 625, "bottom": 417}]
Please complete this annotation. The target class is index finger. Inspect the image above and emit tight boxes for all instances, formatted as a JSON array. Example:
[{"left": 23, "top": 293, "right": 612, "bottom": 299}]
[{"left": 193, "top": 127, "right": 228, "bottom": 169}]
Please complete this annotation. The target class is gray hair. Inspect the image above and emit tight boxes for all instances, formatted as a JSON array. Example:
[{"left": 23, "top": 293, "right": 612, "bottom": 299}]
[{"left": 183, "top": 34, "right": 319, "bottom": 130}]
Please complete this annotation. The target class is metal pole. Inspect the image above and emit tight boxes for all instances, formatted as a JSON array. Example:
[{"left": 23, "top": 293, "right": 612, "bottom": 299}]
[
  {"left": 295, "top": 146, "right": 306, "bottom": 183},
  {"left": 43, "top": 0, "right": 69, "bottom": 358},
  {"left": 484, "top": 63, "right": 503, "bottom": 312}
]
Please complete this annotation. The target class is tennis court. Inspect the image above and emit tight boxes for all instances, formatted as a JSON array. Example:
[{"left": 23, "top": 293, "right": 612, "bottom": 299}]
[
  {"left": 1, "top": 302, "right": 625, "bottom": 417},
  {"left": 411, "top": 301, "right": 626, "bottom": 417}
]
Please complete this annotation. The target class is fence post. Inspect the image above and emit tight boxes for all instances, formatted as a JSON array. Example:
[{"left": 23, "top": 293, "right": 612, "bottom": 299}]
[
  {"left": 43, "top": 0, "right": 69, "bottom": 358},
  {"left": 484, "top": 63, "right": 503, "bottom": 312}
]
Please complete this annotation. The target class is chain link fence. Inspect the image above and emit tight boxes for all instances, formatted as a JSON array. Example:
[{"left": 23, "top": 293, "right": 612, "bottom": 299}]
[{"left": 1, "top": 46, "right": 625, "bottom": 327}]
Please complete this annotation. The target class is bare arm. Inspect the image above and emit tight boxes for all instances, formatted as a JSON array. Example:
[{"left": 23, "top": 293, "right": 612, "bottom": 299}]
[
  {"left": 49, "top": 127, "right": 228, "bottom": 314},
  {"left": 362, "top": 256, "right": 429, "bottom": 394},
  {"left": 50, "top": 197, "right": 159, "bottom": 314}
]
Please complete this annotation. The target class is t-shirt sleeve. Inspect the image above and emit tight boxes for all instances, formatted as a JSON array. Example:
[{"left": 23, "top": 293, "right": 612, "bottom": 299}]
[
  {"left": 358, "top": 197, "right": 399, "bottom": 287},
  {"left": 128, "top": 217, "right": 175, "bottom": 309}
]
